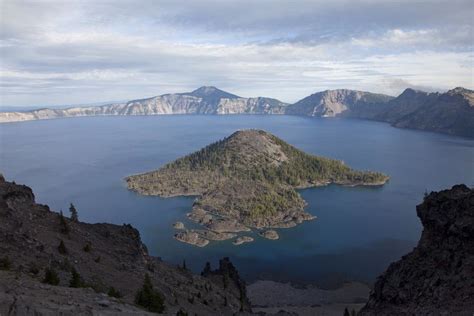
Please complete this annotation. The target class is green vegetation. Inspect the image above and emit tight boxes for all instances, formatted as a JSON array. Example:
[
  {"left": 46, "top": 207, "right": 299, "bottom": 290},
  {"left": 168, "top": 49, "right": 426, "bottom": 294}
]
[
  {"left": 108, "top": 286, "right": 122, "bottom": 298},
  {"left": 43, "top": 267, "right": 60, "bottom": 285},
  {"left": 69, "top": 203, "right": 78, "bottom": 222},
  {"left": 161, "top": 131, "right": 387, "bottom": 187},
  {"left": 127, "top": 130, "right": 388, "bottom": 226},
  {"left": 58, "top": 240, "right": 68, "bottom": 255},
  {"left": 0, "top": 256, "right": 12, "bottom": 270},
  {"left": 83, "top": 242, "right": 91, "bottom": 252},
  {"left": 135, "top": 274, "right": 165, "bottom": 313},
  {"left": 69, "top": 267, "right": 85, "bottom": 288}
]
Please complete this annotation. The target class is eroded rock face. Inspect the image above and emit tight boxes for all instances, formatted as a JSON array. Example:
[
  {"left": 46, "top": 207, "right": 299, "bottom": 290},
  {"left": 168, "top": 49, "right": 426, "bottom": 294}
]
[
  {"left": 360, "top": 184, "right": 474, "bottom": 315},
  {"left": 201, "top": 257, "right": 252, "bottom": 313},
  {"left": 0, "top": 178, "right": 251, "bottom": 315}
]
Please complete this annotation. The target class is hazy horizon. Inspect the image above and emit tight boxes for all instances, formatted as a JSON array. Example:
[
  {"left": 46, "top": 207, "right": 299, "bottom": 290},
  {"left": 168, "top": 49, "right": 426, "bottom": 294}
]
[{"left": 1, "top": 0, "right": 473, "bottom": 107}]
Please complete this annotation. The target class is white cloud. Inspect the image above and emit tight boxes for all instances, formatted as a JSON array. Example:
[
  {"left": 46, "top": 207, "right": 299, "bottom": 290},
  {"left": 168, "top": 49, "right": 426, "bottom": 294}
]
[{"left": 0, "top": 0, "right": 473, "bottom": 106}]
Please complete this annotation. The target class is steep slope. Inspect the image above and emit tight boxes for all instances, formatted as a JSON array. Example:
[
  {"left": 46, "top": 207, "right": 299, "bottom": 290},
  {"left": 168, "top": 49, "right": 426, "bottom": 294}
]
[
  {"left": 391, "top": 87, "right": 474, "bottom": 138},
  {"left": 126, "top": 130, "right": 388, "bottom": 246},
  {"left": 286, "top": 89, "right": 394, "bottom": 118},
  {"left": 360, "top": 184, "right": 474, "bottom": 315},
  {"left": 0, "top": 175, "right": 250, "bottom": 315},
  {"left": 373, "top": 88, "right": 439, "bottom": 123},
  {"left": 0, "top": 86, "right": 288, "bottom": 123}
]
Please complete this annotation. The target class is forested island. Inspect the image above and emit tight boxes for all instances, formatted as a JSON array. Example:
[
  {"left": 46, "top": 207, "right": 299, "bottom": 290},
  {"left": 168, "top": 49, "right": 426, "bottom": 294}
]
[{"left": 126, "top": 129, "right": 389, "bottom": 247}]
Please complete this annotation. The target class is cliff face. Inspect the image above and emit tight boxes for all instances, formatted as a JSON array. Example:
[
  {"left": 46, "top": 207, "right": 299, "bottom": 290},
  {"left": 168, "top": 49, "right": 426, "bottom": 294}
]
[
  {"left": 373, "top": 88, "right": 440, "bottom": 123},
  {"left": 391, "top": 87, "right": 474, "bottom": 138},
  {"left": 285, "top": 89, "right": 393, "bottom": 117},
  {"left": 0, "top": 86, "right": 287, "bottom": 123},
  {"left": 360, "top": 184, "right": 474, "bottom": 315},
  {"left": 0, "top": 176, "right": 251, "bottom": 315}
]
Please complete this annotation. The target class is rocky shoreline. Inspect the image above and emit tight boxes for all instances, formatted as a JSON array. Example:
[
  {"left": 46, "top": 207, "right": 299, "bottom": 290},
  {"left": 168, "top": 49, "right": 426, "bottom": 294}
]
[{"left": 127, "top": 129, "right": 388, "bottom": 248}]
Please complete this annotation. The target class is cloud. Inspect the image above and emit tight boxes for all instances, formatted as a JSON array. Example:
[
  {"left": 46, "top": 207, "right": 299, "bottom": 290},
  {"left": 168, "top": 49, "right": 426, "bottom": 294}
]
[{"left": 0, "top": 0, "right": 473, "bottom": 106}]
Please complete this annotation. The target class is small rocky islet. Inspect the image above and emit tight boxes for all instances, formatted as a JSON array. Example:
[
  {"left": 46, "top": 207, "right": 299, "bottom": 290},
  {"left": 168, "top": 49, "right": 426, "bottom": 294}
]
[{"left": 127, "top": 129, "right": 389, "bottom": 247}]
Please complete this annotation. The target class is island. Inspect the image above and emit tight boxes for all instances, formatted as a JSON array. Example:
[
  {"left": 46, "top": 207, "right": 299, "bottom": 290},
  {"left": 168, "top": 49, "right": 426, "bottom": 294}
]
[{"left": 126, "top": 129, "right": 389, "bottom": 247}]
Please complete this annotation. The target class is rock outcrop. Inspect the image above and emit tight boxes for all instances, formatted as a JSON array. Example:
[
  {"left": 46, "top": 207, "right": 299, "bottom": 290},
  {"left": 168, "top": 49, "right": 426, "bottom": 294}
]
[
  {"left": 390, "top": 87, "right": 474, "bottom": 138},
  {"left": 0, "top": 176, "right": 250, "bottom": 315},
  {"left": 201, "top": 257, "right": 252, "bottom": 312},
  {"left": 285, "top": 89, "right": 393, "bottom": 118},
  {"left": 360, "top": 184, "right": 474, "bottom": 315}
]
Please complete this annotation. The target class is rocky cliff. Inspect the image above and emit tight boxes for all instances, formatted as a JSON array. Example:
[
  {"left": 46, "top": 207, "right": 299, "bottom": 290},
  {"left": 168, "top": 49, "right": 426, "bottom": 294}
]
[
  {"left": 0, "top": 86, "right": 287, "bottom": 123},
  {"left": 285, "top": 89, "right": 393, "bottom": 118},
  {"left": 0, "top": 175, "right": 251, "bottom": 315},
  {"left": 1, "top": 85, "right": 473, "bottom": 138},
  {"left": 390, "top": 87, "right": 474, "bottom": 138},
  {"left": 360, "top": 184, "right": 474, "bottom": 315}
]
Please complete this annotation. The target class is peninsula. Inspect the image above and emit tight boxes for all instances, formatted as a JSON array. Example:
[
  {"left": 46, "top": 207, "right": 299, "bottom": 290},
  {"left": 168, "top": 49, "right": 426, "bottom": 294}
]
[{"left": 126, "top": 130, "right": 389, "bottom": 247}]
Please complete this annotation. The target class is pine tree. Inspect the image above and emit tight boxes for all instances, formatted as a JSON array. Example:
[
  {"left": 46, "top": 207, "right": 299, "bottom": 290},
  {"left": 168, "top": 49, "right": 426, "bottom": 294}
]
[
  {"left": 69, "top": 203, "right": 78, "bottom": 222},
  {"left": 58, "top": 240, "right": 68, "bottom": 254},
  {"left": 69, "top": 267, "right": 84, "bottom": 288},
  {"left": 182, "top": 259, "right": 187, "bottom": 270},
  {"left": 344, "top": 307, "right": 350, "bottom": 316},
  {"left": 0, "top": 256, "right": 12, "bottom": 270},
  {"left": 108, "top": 286, "right": 122, "bottom": 298},
  {"left": 135, "top": 274, "right": 165, "bottom": 313},
  {"left": 351, "top": 309, "right": 357, "bottom": 316},
  {"left": 43, "top": 267, "right": 60, "bottom": 285}
]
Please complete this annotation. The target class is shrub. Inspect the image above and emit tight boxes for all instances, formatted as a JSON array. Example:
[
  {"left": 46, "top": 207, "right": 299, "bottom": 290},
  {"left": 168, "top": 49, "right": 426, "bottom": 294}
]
[
  {"left": 83, "top": 243, "right": 91, "bottom": 252},
  {"left": 135, "top": 274, "right": 165, "bottom": 313},
  {"left": 94, "top": 256, "right": 101, "bottom": 263},
  {"left": 0, "top": 256, "right": 12, "bottom": 270},
  {"left": 58, "top": 240, "right": 68, "bottom": 255},
  {"left": 108, "top": 286, "right": 122, "bottom": 298},
  {"left": 69, "top": 267, "right": 85, "bottom": 288},
  {"left": 43, "top": 267, "right": 60, "bottom": 285},
  {"left": 176, "top": 309, "right": 188, "bottom": 316}
]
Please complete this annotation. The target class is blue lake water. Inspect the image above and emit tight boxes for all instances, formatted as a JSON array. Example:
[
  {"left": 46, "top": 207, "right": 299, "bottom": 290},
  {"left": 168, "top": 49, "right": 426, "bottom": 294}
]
[{"left": 1, "top": 115, "right": 473, "bottom": 287}]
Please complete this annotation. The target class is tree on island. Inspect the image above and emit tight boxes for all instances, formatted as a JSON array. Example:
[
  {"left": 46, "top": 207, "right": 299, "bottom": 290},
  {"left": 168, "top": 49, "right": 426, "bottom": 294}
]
[{"left": 69, "top": 203, "right": 78, "bottom": 222}]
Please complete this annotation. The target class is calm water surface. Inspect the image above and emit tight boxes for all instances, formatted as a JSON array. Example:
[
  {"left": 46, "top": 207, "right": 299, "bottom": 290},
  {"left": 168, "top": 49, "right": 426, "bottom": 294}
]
[{"left": 1, "top": 115, "right": 473, "bottom": 286}]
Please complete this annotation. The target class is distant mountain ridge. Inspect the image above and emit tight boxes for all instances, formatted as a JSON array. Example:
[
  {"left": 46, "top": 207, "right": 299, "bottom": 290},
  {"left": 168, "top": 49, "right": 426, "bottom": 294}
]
[
  {"left": 285, "top": 89, "right": 394, "bottom": 117},
  {"left": 1, "top": 86, "right": 473, "bottom": 138}
]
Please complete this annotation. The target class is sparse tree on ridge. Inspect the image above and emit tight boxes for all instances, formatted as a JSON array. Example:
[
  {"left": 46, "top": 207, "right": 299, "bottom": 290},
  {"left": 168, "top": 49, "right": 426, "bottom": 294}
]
[{"left": 69, "top": 203, "right": 78, "bottom": 222}]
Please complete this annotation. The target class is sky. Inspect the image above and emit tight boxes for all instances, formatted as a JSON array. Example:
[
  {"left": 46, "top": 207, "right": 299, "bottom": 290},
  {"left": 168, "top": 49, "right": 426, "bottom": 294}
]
[{"left": 0, "top": 0, "right": 473, "bottom": 106}]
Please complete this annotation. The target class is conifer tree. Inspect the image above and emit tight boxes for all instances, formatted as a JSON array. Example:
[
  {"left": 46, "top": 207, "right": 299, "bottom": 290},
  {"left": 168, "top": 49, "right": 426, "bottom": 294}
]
[
  {"left": 134, "top": 274, "right": 165, "bottom": 313},
  {"left": 69, "top": 203, "right": 78, "bottom": 222},
  {"left": 58, "top": 240, "right": 68, "bottom": 254}
]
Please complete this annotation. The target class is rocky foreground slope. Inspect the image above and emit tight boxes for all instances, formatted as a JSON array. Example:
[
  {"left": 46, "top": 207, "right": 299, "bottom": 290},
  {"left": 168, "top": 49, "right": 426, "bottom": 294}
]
[
  {"left": 126, "top": 129, "right": 388, "bottom": 247},
  {"left": 360, "top": 184, "right": 474, "bottom": 315},
  {"left": 0, "top": 175, "right": 251, "bottom": 315}
]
